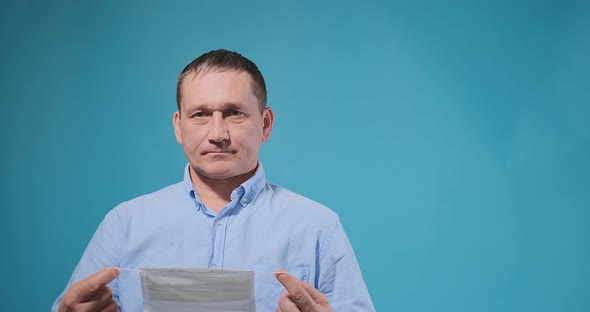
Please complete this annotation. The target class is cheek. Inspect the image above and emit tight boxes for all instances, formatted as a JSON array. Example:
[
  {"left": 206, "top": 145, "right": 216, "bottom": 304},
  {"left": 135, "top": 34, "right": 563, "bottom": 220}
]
[
  {"left": 230, "top": 131, "right": 257, "bottom": 152},
  {"left": 244, "top": 134, "right": 264, "bottom": 153},
  {"left": 180, "top": 127, "right": 206, "bottom": 150}
]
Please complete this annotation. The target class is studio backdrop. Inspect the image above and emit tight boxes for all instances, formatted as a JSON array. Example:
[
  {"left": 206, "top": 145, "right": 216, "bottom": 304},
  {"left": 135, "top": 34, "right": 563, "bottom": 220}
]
[{"left": 1, "top": 1, "right": 589, "bottom": 311}]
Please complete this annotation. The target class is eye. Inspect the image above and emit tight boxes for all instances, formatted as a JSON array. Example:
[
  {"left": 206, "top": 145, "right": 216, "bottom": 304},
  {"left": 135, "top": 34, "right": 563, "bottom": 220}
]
[
  {"left": 192, "top": 111, "right": 206, "bottom": 118},
  {"left": 229, "top": 110, "right": 244, "bottom": 117}
]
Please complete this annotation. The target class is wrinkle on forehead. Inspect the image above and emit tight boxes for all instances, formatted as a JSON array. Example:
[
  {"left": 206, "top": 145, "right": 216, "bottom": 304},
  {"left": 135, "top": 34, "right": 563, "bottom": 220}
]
[
  {"left": 181, "top": 68, "right": 264, "bottom": 112},
  {"left": 180, "top": 70, "right": 261, "bottom": 116}
]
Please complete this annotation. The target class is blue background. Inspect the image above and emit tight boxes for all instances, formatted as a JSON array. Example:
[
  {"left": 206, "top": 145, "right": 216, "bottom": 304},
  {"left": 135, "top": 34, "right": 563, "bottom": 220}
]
[{"left": 1, "top": 0, "right": 589, "bottom": 311}]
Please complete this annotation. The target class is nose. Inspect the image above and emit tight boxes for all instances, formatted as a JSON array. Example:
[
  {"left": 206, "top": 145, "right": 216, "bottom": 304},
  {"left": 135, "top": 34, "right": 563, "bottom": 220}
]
[{"left": 208, "top": 112, "right": 229, "bottom": 143}]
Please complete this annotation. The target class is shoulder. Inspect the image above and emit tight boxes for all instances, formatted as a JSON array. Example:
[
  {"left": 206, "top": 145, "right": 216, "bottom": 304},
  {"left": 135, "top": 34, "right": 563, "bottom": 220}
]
[
  {"left": 261, "top": 182, "right": 340, "bottom": 225},
  {"left": 108, "top": 181, "right": 187, "bottom": 219}
]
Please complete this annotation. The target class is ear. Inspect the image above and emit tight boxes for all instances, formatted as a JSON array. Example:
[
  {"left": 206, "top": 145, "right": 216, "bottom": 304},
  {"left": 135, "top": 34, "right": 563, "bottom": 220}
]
[
  {"left": 173, "top": 111, "right": 183, "bottom": 145},
  {"left": 262, "top": 107, "right": 274, "bottom": 142}
]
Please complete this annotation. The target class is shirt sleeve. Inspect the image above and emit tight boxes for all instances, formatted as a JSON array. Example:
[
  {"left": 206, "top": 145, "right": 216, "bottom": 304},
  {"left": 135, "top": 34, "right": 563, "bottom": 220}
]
[
  {"left": 317, "top": 218, "right": 375, "bottom": 311},
  {"left": 51, "top": 209, "right": 123, "bottom": 311}
]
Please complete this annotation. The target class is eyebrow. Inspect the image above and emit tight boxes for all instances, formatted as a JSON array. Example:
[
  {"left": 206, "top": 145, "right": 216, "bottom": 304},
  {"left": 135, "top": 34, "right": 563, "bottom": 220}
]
[{"left": 184, "top": 102, "right": 246, "bottom": 114}]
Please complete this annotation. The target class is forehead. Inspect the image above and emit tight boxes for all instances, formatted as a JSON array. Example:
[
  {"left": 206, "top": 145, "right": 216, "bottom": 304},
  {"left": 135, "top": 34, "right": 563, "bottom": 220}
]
[{"left": 180, "top": 70, "right": 258, "bottom": 110}]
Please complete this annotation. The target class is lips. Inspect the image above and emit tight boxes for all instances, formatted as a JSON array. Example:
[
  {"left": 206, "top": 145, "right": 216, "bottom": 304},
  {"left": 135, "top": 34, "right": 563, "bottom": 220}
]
[{"left": 202, "top": 150, "right": 235, "bottom": 155}]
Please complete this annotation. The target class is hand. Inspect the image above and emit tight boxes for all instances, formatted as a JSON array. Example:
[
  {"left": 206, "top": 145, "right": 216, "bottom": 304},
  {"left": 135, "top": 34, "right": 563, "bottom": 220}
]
[
  {"left": 275, "top": 270, "right": 333, "bottom": 312},
  {"left": 58, "top": 267, "right": 120, "bottom": 312}
]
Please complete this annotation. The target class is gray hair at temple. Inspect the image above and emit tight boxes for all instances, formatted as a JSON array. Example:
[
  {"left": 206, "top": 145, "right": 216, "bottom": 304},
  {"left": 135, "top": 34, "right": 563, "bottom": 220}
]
[{"left": 176, "top": 49, "right": 267, "bottom": 114}]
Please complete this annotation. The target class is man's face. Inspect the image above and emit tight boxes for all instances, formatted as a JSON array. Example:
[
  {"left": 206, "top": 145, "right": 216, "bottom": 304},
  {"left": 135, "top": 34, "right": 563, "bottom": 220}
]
[{"left": 173, "top": 70, "right": 273, "bottom": 181}]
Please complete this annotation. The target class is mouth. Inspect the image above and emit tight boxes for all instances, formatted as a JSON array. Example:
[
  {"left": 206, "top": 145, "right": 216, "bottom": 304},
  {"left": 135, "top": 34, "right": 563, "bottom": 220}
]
[{"left": 202, "top": 150, "right": 236, "bottom": 155}]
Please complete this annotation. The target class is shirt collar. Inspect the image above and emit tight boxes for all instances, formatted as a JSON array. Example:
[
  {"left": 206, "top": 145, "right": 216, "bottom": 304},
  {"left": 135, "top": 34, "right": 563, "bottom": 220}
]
[{"left": 183, "top": 162, "right": 267, "bottom": 208}]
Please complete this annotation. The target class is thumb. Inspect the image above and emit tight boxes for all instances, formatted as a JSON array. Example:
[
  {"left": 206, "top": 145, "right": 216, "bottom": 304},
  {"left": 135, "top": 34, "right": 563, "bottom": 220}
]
[{"left": 74, "top": 267, "right": 120, "bottom": 302}]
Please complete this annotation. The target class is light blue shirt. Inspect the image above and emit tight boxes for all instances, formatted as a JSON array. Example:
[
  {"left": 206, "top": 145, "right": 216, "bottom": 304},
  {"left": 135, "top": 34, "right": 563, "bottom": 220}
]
[{"left": 52, "top": 164, "right": 374, "bottom": 311}]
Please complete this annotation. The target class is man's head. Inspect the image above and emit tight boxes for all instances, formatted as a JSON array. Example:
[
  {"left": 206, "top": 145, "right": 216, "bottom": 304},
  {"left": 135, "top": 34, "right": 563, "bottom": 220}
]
[
  {"left": 173, "top": 50, "right": 274, "bottom": 183},
  {"left": 176, "top": 49, "right": 267, "bottom": 114}
]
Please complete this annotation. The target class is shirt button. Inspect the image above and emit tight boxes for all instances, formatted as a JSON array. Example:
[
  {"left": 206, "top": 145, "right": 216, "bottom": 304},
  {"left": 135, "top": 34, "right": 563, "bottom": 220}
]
[{"left": 216, "top": 220, "right": 222, "bottom": 226}]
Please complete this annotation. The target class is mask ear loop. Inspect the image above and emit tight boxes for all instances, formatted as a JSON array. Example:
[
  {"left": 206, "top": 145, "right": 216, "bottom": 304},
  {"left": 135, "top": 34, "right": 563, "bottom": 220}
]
[{"left": 118, "top": 268, "right": 143, "bottom": 273}]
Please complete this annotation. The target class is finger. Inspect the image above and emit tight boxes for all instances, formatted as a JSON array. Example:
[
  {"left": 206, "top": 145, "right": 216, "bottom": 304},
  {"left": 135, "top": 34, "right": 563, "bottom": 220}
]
[
  {"left": 79, "top": 285, "right": 114, "bottom": 310},
  {"left": 74, "top": 267, "right": 120, "bottom": 302},
  {"left": 275, "top": 271, "right": 316, "bottom": 311},
  {"left": 73, "top": 285, "right": 114, "bottom": 311},
  {"left": 301, "top": 281, "right": 330, "bottom": 305},
  {"left": 98, "top": 300, "right": 119, "bottom": 312},
  {"left": 278, "top": 292, "right": 302, "bottom": 312}
]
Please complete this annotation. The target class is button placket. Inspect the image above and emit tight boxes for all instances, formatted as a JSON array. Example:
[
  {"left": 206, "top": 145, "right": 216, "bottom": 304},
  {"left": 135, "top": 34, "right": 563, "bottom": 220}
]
[{"left": 210, "top": 215, "right": 227, "bottom": 269}]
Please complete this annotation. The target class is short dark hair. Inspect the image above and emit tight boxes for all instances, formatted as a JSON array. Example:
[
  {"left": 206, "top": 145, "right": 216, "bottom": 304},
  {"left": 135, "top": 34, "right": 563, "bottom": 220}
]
[{"left": 176, "top": 49, "right": 267, "bottom": 113}]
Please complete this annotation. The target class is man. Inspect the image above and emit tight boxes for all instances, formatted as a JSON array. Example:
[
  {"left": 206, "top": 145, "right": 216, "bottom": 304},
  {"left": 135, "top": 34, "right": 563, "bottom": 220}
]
[{"left": 52, "top": 49, "right": 374, "bottom": 311}]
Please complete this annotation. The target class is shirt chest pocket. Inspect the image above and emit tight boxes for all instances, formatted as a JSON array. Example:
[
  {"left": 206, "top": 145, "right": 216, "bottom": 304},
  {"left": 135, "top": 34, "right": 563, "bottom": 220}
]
[{"left": 250, "top": 265, "right": 311, "bottom": 311}]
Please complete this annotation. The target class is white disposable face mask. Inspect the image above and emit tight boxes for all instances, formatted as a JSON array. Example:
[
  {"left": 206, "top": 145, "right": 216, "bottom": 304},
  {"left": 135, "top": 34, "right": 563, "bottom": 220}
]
[{"left": 140, "top": 268, "right": 256, "bottom": 312}]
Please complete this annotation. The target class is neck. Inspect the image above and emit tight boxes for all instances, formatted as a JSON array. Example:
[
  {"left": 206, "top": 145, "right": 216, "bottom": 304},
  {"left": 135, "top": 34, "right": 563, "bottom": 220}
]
[{"left": 189, "top": 166, "right": 257, "bottom": 213}]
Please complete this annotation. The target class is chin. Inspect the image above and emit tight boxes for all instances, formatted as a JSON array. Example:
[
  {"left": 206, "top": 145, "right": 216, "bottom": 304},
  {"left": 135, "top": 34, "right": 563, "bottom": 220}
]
[
  {"left": 191, "top": 159, "right": 255, "bottom": 181},
  {"left": 204, "top": 171, "right": 237, "bottom": 180},
  {"left": 196, "top": 164, "right": 240, "bottom": 180}
]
